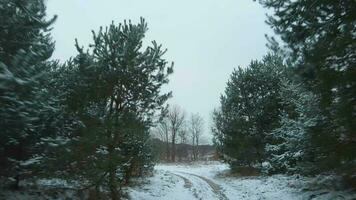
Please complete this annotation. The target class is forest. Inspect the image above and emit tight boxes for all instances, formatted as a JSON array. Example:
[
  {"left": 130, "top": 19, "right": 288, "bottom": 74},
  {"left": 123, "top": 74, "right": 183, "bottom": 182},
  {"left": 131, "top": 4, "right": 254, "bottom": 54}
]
[
  {"left": 0, "top": 0, "right": 355, "bottom": 199},
  {"left": 213, "top": 0, "right": 355, "bottom": 178}
]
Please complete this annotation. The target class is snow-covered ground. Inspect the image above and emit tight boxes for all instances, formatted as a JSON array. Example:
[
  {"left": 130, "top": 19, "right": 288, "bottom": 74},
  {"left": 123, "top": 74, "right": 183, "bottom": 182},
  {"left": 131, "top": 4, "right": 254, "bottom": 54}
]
[
  {"left": 129, "top": 162, "right": 356, "bottom": 200},
  {"left": 1, "top": 162, "right": 355, "bottom": 200}
]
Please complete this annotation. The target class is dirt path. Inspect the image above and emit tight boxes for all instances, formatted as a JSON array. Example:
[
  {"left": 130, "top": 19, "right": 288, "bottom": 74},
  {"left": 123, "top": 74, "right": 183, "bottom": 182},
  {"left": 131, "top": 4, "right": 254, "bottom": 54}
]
[
  {"left": 170, "top": 173, "right": 192, "bottom": 189},
  {"left": 182, "top": 172, "right": 228, "bottom": 200},
  {"left": 169, "top": 170, "right": 228, "bottom": 200}
]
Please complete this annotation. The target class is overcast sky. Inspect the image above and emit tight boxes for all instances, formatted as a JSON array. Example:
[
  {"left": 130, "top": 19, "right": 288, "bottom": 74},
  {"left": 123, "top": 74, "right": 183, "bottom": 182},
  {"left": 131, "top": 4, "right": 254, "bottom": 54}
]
[{"left": 46, "top": 0, "right": 273, "bottom": 143}]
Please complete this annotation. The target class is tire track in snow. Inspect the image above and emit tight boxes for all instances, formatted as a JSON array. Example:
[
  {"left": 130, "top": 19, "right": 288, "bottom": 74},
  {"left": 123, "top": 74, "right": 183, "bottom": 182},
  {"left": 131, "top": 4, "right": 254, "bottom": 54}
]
[
  {"left": 170, "top": 171, "right": 227, "bottom": 200},
  {"left": 181, "top": 172, "right": 228, "bottom": 200},
  {"left": 171, "top": 173, "right": 192, "bottom": 188},
  {"left": 169, "top": 172, "right": 200, "bottom": 199}
]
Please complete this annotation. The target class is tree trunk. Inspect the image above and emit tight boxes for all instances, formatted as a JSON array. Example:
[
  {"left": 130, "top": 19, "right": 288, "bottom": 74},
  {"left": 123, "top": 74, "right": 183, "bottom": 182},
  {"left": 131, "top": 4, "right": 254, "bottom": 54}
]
[
  {"left": 106, "top": 97, "right": 119, "bottom": 200},
  {"left": 11, "top": 143, "right": 24, "bottom": 190},
  {"left": 109, "top": 173, "right": 118, "bottom": 200},
  {"left": 165, "top": 137, "right": 170, "bottom": 161},
  {"left": 196, "top": 137, "right": 199, "bottom": 160},
  {"left": 171, "top": 131, "right": 176, "bottom": 162},
  {"left": 166, "top": 145, "right": 170, "bottom": 161},
  {"left": 192, "top": 136, "right": 197, "bottom": 161},
  {"left": 108, "top": 147, "right": 119, "bottom": 200},
  {"left": 10, "top": 174, "right": 20, "bottom": 190},
  {"left": 124, "top": 161, "right": 133, "bottom": 185}
]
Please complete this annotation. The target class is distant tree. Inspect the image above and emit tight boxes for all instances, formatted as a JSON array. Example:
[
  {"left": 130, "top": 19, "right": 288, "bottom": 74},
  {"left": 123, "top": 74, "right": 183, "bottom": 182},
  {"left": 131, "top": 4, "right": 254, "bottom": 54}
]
[
  {"left": 167, "top": 105, "right": 186, "bottom": 162},
  {"left": 176, "top": 125, "right": 189, "bottom": 161},
  {"left": 178, "top": 126, "right": 188, "bottom": 145},
  {"left": 156, "top": 118, "right": 171, "bottom": 161},
  {"left": 189, "top": 113, "right": 204, "bottom": 160}
]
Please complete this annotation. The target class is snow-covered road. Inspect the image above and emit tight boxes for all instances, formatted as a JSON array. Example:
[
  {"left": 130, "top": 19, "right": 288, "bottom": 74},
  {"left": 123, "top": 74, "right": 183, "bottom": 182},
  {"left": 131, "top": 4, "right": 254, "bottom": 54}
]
[
  {"left": 166, "top": 171, "right": 227, "bottom": 200},
  {"left": 128, "top": 162, "right": 356, "bottom": 200},
  {"left": 129, "top": 162, "right": 228, "bottom": 200}
]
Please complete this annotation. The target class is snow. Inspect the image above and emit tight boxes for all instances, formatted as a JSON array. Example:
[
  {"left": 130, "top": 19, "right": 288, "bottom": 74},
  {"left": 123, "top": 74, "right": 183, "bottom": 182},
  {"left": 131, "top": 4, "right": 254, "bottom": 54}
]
[
  {"left": 36, "top": 178, "right": 78, "bottom": 189},
  {"left": 20, "top": 156, "right": 43, "bottom": 166},
  {"left": 128, "top": 161, "right": 356, "bottom": 200},
  {"left": 1, "top": 162, "right": 355, "bottom": 200},
  {"left": 128, "top": 162, "right": 228, "bottom": 200},
  {"left": 128, "top": 170, "right": 195, "bottom": 200}
]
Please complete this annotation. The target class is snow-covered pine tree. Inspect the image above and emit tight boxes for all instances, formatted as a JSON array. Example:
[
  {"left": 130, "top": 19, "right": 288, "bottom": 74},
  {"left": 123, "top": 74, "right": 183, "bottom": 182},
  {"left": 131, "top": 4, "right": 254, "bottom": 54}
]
[
  {"left": 212, "top": 54, "right": 286, "bottom": 170},
  {"left": 49, "top": 19, "right": 173, "bottom": 199},
  {"left": 259, "top": 0, "right": 356, "bottom": 177},
  {"left": 0, "top": 0, "right": 58, "bottom": 188},
  {"left": 265, "top": 78, "right": 321, "bottom": 174}
]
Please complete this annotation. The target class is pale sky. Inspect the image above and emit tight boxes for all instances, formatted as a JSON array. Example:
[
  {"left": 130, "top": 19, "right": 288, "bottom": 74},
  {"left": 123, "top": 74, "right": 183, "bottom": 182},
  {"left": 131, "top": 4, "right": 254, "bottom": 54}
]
[{"left": 46, "top": 0, "right": 273, "bottom": 143}]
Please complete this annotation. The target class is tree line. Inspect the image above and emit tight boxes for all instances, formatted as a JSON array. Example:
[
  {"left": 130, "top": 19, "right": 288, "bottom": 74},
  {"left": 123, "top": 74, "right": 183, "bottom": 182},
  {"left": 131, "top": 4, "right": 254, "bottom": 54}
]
[
  {"left": 154, "top": 105, "right": 206, "bottom": 162},
  {"left": 213, "top": 0, "right": 355, "bottom": 185},
  {"left": 0, "top": 1, "right": 173, "bottom": 199}
]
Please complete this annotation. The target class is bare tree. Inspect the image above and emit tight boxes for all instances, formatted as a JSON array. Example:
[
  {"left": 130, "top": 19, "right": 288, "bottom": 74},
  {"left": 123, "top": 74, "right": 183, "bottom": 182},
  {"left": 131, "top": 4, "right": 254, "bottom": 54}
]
[
  {"left": 156, "top": 118, "right": 171, "bottom": 161},
  {"left": 167, "top": 105, "right": 186, "bottom": 162},
  {"left": 177, "top": 126, "right": 189, "bottom": 161},
  {"left": 189, "top": 113, "right": 204, "bottom": 161},
  {"left": 178, "top": 126, "right": 188, "bottom": 144}
]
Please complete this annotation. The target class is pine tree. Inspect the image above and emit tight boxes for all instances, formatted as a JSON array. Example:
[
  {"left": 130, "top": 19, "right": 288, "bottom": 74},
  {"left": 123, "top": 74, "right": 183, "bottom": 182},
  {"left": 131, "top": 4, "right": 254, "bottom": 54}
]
[
  {"left": 51, "top": 18, "right": 173, "bottom": 199},
  {"left": 259, "top": 0, "right": 356, "bottom": 175},
  {"left": 0, "top": 0, "right": 57, "bottom": 188},
  {"left": 265, "top": 78, "right": 321, "bottom": 174},
  {"left": 213, "top": 54, "right": 286, "bottom": 170}
]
